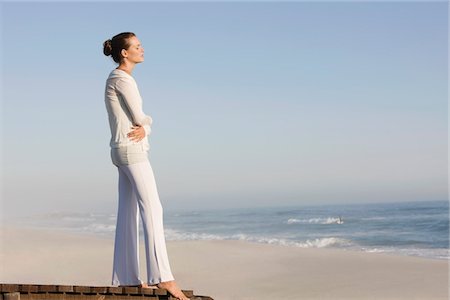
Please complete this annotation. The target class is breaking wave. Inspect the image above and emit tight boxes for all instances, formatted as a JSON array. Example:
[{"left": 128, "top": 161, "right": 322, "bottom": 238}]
[{"left": 287, "top": 217, "right": 344, "bottom": 225}]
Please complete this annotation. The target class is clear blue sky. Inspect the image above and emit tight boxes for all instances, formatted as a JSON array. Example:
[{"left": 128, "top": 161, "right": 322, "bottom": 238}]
[{"left": 0, "top": 1, "right": 447, "bottom": 219}]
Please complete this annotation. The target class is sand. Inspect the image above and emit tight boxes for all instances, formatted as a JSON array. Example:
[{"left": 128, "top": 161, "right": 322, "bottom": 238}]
[{"left": 0, "top": 225, "right": 448, "bottom": 300}]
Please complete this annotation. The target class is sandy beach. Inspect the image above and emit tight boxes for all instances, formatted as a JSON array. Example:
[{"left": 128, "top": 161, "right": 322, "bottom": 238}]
[{"left": 0, "top": 225, "right": 448, "bottom": 300}]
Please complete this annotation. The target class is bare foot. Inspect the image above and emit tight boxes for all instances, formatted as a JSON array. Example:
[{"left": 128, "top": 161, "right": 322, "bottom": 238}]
[
  {"left": 157, "top": 280, "right": 190, "bottom": 300},
  {"left": 140, "top": 282, "right": 158, "bottom": 289}
]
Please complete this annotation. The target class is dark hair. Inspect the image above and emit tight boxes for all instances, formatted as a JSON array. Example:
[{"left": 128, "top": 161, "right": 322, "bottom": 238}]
[{"left": 103, "top": 32, "right": 136, "bottom": 64}]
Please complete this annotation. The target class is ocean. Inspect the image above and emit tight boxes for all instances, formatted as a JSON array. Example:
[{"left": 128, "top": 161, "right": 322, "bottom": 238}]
[{"left": 9, "top": 200, "right": 449, "bottom": 260}]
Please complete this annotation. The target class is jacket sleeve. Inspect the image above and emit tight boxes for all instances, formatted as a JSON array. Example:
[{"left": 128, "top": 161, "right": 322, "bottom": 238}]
[
  {"left": 143, "top": 124, "right": 151, "bottom": 136},
  {"left": 115, "top": 77, "right": 153, "bottom": 135}
]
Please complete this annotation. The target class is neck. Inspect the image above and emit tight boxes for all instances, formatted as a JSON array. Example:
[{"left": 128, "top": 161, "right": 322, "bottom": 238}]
[{"left": 116, "top": 62, "right": 135, "bottom": 76}]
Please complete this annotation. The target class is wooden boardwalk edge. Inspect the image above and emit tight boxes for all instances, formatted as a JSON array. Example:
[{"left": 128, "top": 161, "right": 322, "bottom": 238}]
[{"left": 0, "top": 283, "right": 214, "bottom": 300}]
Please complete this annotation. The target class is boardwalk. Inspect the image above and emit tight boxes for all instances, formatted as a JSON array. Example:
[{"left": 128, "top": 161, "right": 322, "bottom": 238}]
[{"left": 0, "top": 283, "right": 214, "bottom": 300}]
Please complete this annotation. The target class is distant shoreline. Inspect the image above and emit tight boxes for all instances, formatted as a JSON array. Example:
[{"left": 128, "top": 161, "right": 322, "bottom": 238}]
[{"left": 3, "top": 199, "right": 448, "bottom": 261}]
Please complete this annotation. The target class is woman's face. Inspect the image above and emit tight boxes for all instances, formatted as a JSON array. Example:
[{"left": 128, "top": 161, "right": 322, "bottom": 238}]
[{"left": 122, "top": 36, "right": 145, "bottom": 64}]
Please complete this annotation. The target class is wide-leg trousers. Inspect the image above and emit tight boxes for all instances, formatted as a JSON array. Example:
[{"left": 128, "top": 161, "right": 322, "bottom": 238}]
[{"left": 111, "top": 158, "right": 175, "bottom": 286}]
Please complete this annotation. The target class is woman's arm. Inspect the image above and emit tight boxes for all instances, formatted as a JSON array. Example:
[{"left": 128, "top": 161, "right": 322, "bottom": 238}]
[{"left": 115, "top": 77, "right": 152, "bottom": 135}]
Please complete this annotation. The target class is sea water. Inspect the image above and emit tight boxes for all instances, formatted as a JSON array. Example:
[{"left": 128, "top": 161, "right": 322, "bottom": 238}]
[{"left": 10, "top": 200, "right": 449, "bottom": 260}]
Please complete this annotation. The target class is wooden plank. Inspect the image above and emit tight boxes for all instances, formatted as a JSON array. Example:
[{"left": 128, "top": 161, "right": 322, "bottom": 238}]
[
  {"left": 1, "top": 283, "right": 19, "bottom": 293},
  {"left": 18, "top": 285, "right": 38, "bottom": 293},
  {"left": 106, "top": 286, "right": 123, "bottom": 294},
  {"left": 154, "top": 288, "right": 168, "bottom": 296},
  {"left": 57, "top": 285, "right": 74, "bottom": 293},
  {"left": 121, "top": 287, "right": 138, "bottom": 294},
  {"left": 73, "top": 286, "right": 91, "bottom": 293},
  {"left": 182, "top": 290, "right": 194, "bottom": 297},
  {"left": 3, "top": 292, "right": 20, "bottom": 300},
  {"left": 20, "top": 294, "right": 150, "bottom": 300},
  {"left": 89, "top": 286, "right": 107, "bottom": 293},
  {"left": 139, "top": 287, "right": 154, "bottom": 295},
  {"left": 0, "top": 284, "right": 19, "bottom": 293},
  {"left": 104, "top": 296, "right": 157, "bottom": 300},
  {"left": 37, "top": 285, "right": 57, "bottom": 293}
]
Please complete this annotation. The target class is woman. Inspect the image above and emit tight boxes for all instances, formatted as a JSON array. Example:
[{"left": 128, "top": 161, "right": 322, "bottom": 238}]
[{"left": 103, "top": 32, "right": 189, "bottom": 300}]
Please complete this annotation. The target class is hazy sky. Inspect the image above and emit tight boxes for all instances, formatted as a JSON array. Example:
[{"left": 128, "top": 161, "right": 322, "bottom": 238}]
[{"left": 0, "top": 1, "right": 447, "bottom": 220}]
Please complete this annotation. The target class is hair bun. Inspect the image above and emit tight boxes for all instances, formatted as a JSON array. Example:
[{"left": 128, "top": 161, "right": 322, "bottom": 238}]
[
  {"left": 104, "top": 32, "right": 135, "bottom": 64},
  {"left": 103, "top": 39, "right": 113, "bottom": 56}
]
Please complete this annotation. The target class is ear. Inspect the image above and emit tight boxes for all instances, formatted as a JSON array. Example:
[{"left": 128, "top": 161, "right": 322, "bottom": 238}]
[{"left": 121, "top": 49, "right": 128, "bottom": 59}]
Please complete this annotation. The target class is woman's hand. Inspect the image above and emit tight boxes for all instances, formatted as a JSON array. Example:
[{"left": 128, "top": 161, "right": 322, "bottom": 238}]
[{"left": 127, "top": 125, "right": 146, "bottom": 142}]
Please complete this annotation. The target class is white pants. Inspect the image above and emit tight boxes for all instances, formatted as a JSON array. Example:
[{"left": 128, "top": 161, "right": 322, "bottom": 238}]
[{"left": 111, "top": 159, "right": 175, "bottom": 286}]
